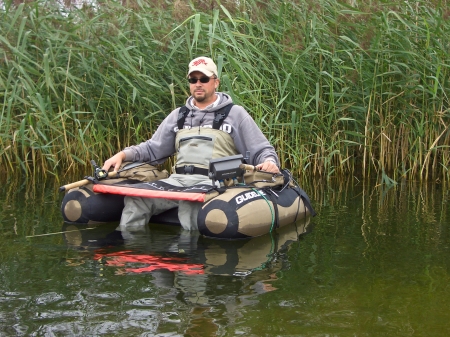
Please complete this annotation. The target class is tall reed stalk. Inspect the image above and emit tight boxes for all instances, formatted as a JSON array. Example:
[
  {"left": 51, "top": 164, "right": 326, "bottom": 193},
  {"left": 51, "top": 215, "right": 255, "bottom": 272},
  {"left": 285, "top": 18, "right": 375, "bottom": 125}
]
[{"left": 0, "top": 0, "right": 449, "bottom": 183}]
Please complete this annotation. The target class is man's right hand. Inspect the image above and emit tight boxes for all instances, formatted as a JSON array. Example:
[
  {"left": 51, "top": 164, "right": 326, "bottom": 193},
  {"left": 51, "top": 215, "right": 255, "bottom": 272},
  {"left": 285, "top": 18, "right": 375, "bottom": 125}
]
[{"left": 102, "top": 151, "right": 126, "bottom": 172}]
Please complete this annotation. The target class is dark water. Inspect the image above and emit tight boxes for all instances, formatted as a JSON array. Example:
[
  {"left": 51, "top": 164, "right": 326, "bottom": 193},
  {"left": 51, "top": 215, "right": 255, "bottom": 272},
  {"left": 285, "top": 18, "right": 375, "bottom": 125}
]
[{"left": 0, "top": 176, "right": 449, "bottom": 336}]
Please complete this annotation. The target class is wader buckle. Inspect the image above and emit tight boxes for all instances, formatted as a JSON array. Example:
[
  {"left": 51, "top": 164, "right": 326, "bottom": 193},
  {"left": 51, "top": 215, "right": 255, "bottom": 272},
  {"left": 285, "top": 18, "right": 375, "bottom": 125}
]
[{"left": 183, "top": 165, "right": 195, "bottom": 174}]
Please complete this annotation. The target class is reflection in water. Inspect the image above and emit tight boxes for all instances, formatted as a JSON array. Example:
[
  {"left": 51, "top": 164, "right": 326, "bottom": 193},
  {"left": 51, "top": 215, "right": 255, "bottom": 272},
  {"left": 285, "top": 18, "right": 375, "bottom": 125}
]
[
  {"left": 94, "top": 250, "right": 205, "bottom": 275},
  {"left": 62, "top": 218, "right": 311, "bottom": 278},
  {"left": 61, "top": 219, "right": 311, "bottom": 335}
]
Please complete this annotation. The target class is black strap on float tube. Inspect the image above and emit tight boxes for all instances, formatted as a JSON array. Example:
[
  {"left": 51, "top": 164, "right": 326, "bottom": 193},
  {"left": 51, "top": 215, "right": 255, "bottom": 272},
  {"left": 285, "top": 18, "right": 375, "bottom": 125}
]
[
  {"left": 295, "top": 187, "right": 316, "bottom": 217},
  {"left": 177, "top": 104, "right": 234, "bottom": 130},
  {"left": 279, "top": 169, "right": 317, "bottom": 218}
]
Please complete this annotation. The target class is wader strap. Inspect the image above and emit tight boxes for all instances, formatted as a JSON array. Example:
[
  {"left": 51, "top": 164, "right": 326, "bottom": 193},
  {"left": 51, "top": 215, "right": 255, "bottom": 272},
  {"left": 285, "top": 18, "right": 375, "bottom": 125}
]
[
  {"left": 212, "top": 104, "right": 234, "bottom": 130},
  {"left": 177, "top": 106, "right": 190, "bottom": 130},
  {"left": 177, "top": 104, "right": 234, "bottom": 130}
]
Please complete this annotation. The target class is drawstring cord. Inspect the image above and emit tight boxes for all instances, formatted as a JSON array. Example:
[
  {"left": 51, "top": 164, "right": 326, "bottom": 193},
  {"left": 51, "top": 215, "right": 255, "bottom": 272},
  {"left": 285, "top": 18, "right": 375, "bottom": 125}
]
[
  {"left": 251, "top": 188, "right": 276, "bottom": 233},
  {"left": 248, "top": 231, "right": 276, "bottom": 273}
]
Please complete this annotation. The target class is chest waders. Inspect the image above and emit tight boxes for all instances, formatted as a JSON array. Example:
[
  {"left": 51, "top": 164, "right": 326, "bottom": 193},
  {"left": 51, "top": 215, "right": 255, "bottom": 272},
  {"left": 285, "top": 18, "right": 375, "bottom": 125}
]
[{"left": 174, "top": 104, "right": 239, "bottom": 175}]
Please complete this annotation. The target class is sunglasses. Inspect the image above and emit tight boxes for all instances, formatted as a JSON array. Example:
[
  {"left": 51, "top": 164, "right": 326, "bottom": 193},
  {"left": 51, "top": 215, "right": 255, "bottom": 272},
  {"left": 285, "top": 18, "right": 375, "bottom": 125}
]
[{"left": 188, "top": 76, "right": 216, "bottom": 84}]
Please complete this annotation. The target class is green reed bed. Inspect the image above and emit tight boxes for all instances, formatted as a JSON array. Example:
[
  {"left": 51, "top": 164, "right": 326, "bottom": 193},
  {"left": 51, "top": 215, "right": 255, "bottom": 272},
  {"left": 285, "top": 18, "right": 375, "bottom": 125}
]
[{"left": 0, "top": 0, "right": 449, "bottom": 184}]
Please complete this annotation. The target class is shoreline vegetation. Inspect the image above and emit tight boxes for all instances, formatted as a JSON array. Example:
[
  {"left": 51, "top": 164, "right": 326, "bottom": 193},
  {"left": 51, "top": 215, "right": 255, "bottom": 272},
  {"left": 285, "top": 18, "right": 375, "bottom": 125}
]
[{"left": 1, "top": 0, "right": 449, "bottom": 185}]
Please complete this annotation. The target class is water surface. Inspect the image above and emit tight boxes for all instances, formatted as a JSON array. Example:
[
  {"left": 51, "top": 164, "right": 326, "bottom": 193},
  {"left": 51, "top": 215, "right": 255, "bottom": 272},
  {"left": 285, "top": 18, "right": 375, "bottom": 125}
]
[{"left": 0, "top": 176, "right": 449, "bottom": 336}]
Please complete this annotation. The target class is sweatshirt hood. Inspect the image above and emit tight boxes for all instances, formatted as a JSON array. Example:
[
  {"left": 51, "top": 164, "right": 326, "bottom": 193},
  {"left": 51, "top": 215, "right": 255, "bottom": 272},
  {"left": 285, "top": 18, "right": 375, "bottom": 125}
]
[{"left": 185, "top": 92, "right": 233, "bottom": 113}]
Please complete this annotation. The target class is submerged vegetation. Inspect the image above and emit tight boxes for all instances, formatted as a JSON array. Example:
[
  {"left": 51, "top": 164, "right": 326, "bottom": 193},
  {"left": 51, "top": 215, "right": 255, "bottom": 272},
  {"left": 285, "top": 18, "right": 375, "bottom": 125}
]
[{"left": 0, "top": 0, "right": 449, "bottom": 184}]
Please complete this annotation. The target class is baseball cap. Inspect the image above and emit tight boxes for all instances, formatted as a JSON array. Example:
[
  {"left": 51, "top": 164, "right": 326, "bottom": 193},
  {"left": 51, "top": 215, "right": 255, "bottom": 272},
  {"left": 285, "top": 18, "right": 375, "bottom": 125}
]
[{"left": 187, "top": 57, "right": 218, "bottom": 77}]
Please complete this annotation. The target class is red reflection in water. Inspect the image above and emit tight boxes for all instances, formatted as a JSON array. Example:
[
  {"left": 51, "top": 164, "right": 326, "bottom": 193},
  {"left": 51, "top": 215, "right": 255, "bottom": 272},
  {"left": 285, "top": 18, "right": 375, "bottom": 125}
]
[{"left": 94, "top": 250, "right": 204, "bottom": 275}]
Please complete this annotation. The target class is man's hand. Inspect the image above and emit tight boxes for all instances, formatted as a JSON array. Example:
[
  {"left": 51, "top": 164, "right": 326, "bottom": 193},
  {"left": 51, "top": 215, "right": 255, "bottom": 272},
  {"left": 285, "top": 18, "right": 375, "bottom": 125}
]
[
  {"left": 256, "top": 160, "right": 280, "bottom": 174},
  {"left": 102, "top": 151, "right": 126, "bottom": 172}
]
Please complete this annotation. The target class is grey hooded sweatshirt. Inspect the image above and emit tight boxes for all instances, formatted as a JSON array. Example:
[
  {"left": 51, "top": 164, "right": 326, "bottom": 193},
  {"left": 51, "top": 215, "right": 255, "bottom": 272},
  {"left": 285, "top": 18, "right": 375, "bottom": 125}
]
[{"left": 122, "top": 93, "right": 279, "bottom": 167}]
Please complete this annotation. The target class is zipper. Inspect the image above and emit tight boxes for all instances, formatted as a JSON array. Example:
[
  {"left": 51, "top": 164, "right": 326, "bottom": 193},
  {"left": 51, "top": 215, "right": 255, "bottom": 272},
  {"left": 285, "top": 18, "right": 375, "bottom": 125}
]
[{"left": 179, "top": 136, "right": 213, "bottom": 143}]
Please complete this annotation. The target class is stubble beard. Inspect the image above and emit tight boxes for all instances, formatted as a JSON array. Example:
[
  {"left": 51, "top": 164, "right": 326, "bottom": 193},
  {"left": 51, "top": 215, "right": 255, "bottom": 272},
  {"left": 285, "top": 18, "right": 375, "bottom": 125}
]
[
  {"left": 193, "top": 91, "right": 208, "bottom": 103},
  {"left": 194, "top": 94, "right": 206, "bottom": 102}
]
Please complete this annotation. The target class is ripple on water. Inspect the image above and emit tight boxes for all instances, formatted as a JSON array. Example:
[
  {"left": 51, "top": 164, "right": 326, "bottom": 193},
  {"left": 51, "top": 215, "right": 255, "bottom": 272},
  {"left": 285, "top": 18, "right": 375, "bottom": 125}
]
[
  {"left": 130, "top": 297, "right": 161, "bottom": 307},
  {"left": 34, "top": 292, "right": 65, "bottom": 305}
]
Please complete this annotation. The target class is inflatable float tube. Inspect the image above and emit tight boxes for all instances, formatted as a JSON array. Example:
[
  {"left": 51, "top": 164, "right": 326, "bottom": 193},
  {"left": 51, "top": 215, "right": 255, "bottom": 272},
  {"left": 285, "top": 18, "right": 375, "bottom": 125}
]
[
  {"left": 61, "top": 181, "right": 180, "bottom": 226},
  {"left": 61, "top": 169, "right": 316, "bottom": 239}
]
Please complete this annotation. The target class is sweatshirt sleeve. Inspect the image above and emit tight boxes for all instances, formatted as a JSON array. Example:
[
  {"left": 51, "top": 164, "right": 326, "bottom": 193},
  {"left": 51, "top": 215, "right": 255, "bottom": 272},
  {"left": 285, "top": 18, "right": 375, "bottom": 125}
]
[
  {"left": 231, "top": 107, "right": 280, "bottom": 166},
  {"left": 122, "top": 109, "right": 179, "bottom": 164}
]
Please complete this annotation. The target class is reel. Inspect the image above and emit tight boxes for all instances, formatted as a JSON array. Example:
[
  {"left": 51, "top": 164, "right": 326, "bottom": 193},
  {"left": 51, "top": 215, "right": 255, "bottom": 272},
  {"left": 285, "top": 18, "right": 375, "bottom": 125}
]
[{"left": 90, "top": 160, "right": 108, "bottom": 181}]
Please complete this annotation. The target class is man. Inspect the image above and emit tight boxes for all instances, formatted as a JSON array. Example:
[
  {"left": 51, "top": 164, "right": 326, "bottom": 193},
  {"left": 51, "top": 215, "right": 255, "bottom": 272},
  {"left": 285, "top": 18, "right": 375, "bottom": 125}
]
[{"left": 102, "top": 56, "right": 280, "bottom": 231}]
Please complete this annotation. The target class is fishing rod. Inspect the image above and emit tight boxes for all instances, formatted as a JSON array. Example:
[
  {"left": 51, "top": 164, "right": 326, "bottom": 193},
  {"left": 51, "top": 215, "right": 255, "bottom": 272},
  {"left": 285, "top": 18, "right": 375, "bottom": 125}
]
[
  {"left": 26, "top": 227, "right": 96, "bottom": 238},
  {"left": 59, "top": 153, "right": 253, "bottom": 192},
  {"left": 239, "top": 163, "right": 257, "bottom": 171},
  {"left": 59, "top": 156, "right": 172, "bottom": 193}
]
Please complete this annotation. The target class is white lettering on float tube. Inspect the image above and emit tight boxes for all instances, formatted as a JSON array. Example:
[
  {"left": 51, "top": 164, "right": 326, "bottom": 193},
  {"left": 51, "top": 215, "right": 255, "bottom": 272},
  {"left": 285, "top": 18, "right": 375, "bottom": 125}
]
[{"left": 235, "top": 190, "right": 266, "bottom": 205}]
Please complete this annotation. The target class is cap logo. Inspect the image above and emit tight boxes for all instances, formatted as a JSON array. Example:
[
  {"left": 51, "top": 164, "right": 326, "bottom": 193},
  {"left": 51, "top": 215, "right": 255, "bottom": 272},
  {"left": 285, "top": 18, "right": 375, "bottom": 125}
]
[{"left": 192, "top": 59, "right": 208, "bottom": 67}]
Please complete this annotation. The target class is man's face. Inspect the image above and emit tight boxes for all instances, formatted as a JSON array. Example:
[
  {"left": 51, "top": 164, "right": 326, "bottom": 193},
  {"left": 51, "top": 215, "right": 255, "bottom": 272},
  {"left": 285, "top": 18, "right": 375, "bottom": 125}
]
[{"left": 188, "top": 71, "right": 219, "bottom": 105}]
